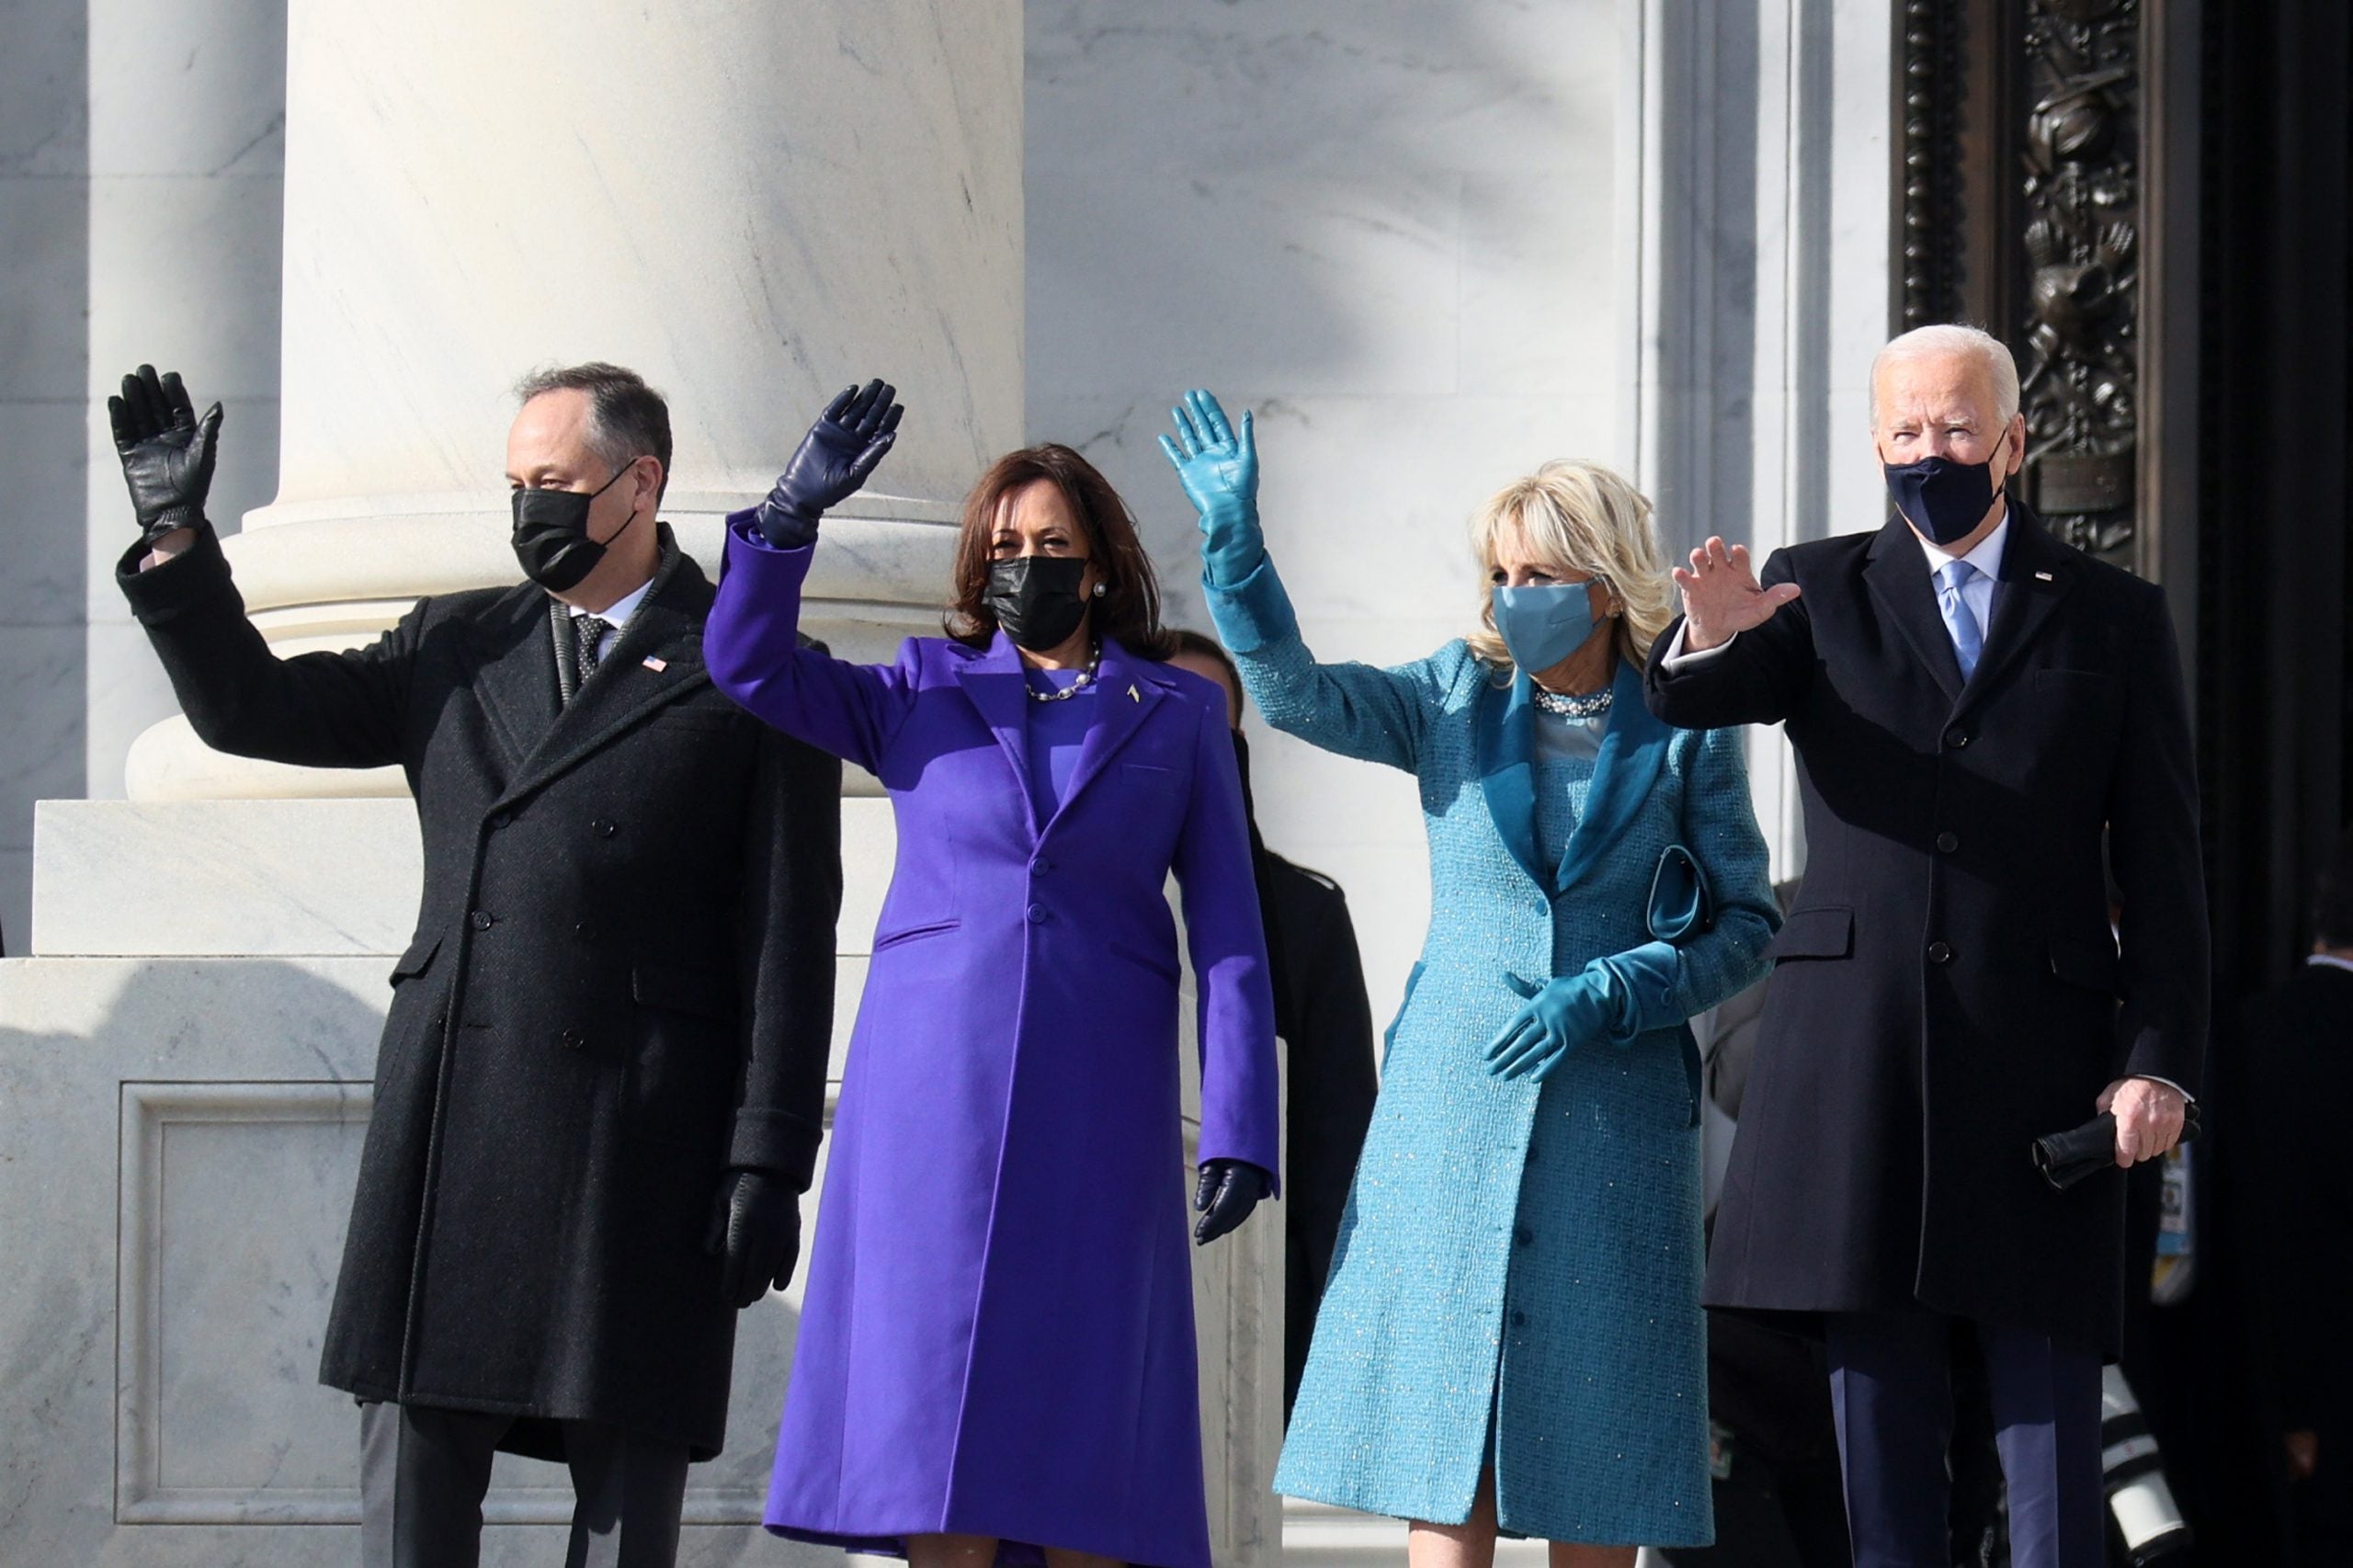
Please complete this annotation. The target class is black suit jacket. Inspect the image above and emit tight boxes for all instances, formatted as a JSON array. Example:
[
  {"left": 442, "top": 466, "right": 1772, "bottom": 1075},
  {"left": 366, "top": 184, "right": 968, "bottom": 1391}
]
[
  {"left": 1645, "top": 504, "right": 2207, "bottom": 1350},
  {"left": 1257, "top": 849, "right": 1378, "bottom": 1417},
  {"left": 119, "top": 524, "right": 842, "bottom": 1460}
]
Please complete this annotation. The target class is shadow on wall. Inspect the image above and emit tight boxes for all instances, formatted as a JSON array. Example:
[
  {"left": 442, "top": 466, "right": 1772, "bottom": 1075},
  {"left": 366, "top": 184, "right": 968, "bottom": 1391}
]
[
  {"left": 0, "top": 0, "right": 92, "bottom": 954},
  {"left": 0, "top": 958, "right": 799, "bottom": 1559}
]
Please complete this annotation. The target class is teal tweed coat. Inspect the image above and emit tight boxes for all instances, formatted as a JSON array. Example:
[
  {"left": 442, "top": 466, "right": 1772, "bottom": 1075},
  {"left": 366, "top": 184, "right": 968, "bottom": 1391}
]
[{"left": 1207, "top": 558, "right": 1777, "bottom": 1548}]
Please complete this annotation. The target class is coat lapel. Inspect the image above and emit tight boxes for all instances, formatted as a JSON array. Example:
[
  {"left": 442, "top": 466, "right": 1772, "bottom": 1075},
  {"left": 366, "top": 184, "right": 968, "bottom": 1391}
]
[
  {"left": 1862, "top": 515, "right": 1967, "bottom": 700},
  {"left": 1952, "top": 503, "right": 2076, "bottom": 719},
  {"left": 494, "top": 539, "right": 716, "bottom": 808},
  {"left": 1554, "top": 659, "right": 1671, "bottom": 895},
  {"left": 949, "top": 631, "right": 1038, "bottom": 828},
  {"left": 1049, "top": 638, "right": 1166, "bottom": 829},
  {"left": 468, "top": 585, "right": 565, "bottom": 776},
  {"left": 1475, "top": 667, "right": 1547, "bottom": 892}
]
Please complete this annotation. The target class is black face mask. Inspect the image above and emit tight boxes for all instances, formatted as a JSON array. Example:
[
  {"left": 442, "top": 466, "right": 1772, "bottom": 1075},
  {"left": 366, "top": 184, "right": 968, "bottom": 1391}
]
[
  {"left": 983, "top": 555, "right": 1092, "bottom": 652},
  {"left": 1882, "top": 429, "right": 2010, "bottom": 547},
  {"left": 511, "top": 460, "right": 642, "bottom": 593}
]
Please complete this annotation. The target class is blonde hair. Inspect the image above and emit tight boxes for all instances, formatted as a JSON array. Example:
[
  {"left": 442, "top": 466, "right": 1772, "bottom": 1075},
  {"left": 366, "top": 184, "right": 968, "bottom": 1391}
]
[{"left": 1464, "top": 460, "right": 1676, "bottom": 674}]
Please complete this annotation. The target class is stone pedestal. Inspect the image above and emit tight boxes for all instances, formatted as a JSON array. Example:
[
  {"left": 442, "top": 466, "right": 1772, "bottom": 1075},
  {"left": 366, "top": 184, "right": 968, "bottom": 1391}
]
[{"left": 2, "top": 2, "right": 1279, "bottom": 1562}]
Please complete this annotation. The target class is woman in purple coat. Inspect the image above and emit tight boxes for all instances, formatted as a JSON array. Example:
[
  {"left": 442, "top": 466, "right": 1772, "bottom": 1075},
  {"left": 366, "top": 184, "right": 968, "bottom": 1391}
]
[{"left": 702, "top": 381, "right": 1282, "bottom": 1568}]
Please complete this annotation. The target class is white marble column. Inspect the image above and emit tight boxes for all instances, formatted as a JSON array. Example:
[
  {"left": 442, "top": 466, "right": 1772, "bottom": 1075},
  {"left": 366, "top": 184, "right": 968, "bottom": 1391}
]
[
  {"left": 6, "top": 5, "right": 1043, "bottom": 1564},
  {"left": 82, "top": 0, "right": 288, "bottom": 805},
  {"left": 128, "top": 0, "right": 1024, "bottom": 800}
]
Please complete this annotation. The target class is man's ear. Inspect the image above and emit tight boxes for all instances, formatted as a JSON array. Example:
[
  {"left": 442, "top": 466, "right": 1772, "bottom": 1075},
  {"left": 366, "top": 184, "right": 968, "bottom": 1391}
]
[{"left": 635, "top": 454, "right": 665, "bottom": 509}]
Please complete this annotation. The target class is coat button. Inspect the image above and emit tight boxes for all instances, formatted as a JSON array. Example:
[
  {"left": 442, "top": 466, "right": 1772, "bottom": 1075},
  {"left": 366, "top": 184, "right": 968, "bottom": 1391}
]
[
  {"left": 1027, "top": 903, "right": 1050, "bottom": 925},
  {"left": 1935, "top": 831, "right": 1961, "bottom": 854},
  {"left": 1511, "top": 1310, "right": 1529, "bottom": 1326},
  {"left": 1031, "top": 856, "right": 1052, "bottom": 875},
  {"left": 1516, "top": 1225, "right": 1535, "bottom": 1246},
  {"left": 1927, "top": 940, "right": 1954, "bottom": 964},
  {"left": 470, "top": 909, "right": 494, "bottom": 930},
  {"left": 488, "top": 811, "right": 512, "bottom": 831},
  {"left": 1945, "top": 728, "right": 1972, "bottom": 749},
  {"left": 559, "top": 1028, "right": 585, "bottom": 1051},
  {"left": 592, "top": 819, "right": 618, "bottom": 838},
  {"left": 574, "top": 920, "right": 597, "bottom": 942}
]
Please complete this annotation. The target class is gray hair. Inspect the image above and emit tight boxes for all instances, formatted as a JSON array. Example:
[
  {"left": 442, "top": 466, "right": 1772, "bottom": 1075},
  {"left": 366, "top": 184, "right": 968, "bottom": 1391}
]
[
  {"left": 1870, "top": 324, "right": 2020, "bottom": 428},
  {"left": 514, "top": 361, "right": 673, "bottom": 500}
]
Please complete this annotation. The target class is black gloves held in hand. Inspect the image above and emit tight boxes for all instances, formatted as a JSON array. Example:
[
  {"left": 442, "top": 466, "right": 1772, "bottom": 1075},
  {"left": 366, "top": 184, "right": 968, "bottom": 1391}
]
[
  {"left": 705, "top": 1167, "right": 802, "bottom": 1308},
  {"left": 108, "top": 364, "right": 223, "bottom": 544},
  {"left": 1193, "top": 1158, "right": 1273, "bottom": 1246},
  {"left": 755, "top": 378, "right": 904, "bottom": 548}
]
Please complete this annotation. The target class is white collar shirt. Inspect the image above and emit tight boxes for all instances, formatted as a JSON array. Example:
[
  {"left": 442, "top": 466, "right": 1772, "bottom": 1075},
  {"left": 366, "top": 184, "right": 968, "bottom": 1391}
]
[{"left": 567, "top": 576, "right": 654, "bottom": 663}]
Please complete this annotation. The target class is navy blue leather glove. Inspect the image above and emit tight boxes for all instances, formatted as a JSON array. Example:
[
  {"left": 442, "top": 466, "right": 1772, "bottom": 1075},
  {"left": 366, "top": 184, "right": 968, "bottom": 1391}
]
[
  {"left": 1193, "top": 1158, "right": 1273, "bottom": 1245},
  {"left": 108, "top": 364, "right": 223, "bottom": 544},
  {"left": 755, "top": 378, "right": 904, "bottom": 547},
  {"left": 1483, "top": 969, "right": 1624, "bottom": 1083},
  {"left": 704, "top": 1168, "right": 802, "bottom": 1308},
  {"left": 1158, "top": 388, "right": 1267, "bottom": 587}
]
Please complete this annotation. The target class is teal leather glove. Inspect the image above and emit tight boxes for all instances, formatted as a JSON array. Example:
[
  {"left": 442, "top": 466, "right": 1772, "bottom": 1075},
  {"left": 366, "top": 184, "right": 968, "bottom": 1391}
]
[
  {"left": 1483, "top": 968, "right": 1627, "bottom": 1082},
  {"left": 1158, "top": 388, "right": 1267, "bottom": 586}
]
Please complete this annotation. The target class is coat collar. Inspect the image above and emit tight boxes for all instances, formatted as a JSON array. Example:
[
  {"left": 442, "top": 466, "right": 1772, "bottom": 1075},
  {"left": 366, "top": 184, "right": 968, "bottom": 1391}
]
[
  {"left": 949, "top": 631, "right": 1173, "bottom": 838},
  {"left": 492, "top": 528, "right": 716, "bottom": 808},
  {"left": 1862, "top": 513, "right": 1968, "bottom": 699},
  {"left": 1951, "top": 500, "right": 2075, "bottom": 718},
  {"left": 1475, "top": 655, "right": 1669, "bottom": 896}
]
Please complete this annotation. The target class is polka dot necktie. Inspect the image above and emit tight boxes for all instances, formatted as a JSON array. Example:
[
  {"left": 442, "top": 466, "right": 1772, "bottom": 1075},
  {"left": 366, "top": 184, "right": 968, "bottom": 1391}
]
[{"left": 574, "top": 615, "right": 612, "bottom": 693}]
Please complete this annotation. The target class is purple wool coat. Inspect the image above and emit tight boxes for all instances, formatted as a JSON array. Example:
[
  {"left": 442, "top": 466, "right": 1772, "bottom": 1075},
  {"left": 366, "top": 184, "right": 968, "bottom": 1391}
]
[{"left": 703, "top": 520, "right": 1282, "bottom": 1568}]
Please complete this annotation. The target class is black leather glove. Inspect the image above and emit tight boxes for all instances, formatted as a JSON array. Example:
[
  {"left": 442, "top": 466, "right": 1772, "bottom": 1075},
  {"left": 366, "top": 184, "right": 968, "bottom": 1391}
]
[
  {"left": 704, "top": 1168, "right": 802, "bottom": 1308},
  {"left": 108, "top": 364, "right": 223, "bottom": 544},
  {"left": 1193, "top": 1158, "right": 1273, "bottom": 1246},
  {"left": 754, "top": 378, "right": 904, "bottom": 547}
]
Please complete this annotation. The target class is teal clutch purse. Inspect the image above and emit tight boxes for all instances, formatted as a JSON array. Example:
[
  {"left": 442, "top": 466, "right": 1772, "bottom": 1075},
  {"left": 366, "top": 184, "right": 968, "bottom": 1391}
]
[{"left": 1646, "top": 843, "right": 1712, "bottom": 943}]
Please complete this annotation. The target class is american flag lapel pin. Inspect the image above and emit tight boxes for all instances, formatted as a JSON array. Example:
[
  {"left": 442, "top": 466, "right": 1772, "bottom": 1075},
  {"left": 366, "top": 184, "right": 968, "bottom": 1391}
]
[
  {"left": 642, "top": 655, "right": 668, "bottom": 672},
  {"left": 2033, "top": 571, "right": 2053, "bottom": 583}
]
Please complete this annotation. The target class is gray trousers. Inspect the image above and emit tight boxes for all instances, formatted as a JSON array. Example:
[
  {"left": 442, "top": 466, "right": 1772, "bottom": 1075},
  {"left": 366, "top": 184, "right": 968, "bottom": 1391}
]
[{"left": 358, "top": 1401, "right": 689, "bottom": 1568}]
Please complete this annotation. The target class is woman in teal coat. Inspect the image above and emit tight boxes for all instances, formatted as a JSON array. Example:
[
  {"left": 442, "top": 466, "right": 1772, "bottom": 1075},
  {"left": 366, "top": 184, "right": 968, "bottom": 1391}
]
[{"left": 1161, "top": 392, "right": 1779, "bottom": 1563}]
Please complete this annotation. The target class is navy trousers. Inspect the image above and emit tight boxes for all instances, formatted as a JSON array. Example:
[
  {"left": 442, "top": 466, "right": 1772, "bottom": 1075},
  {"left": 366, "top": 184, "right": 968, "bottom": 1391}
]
[{"left": 1824, "top": 1312, "right": 2104, "bottom": 1568}]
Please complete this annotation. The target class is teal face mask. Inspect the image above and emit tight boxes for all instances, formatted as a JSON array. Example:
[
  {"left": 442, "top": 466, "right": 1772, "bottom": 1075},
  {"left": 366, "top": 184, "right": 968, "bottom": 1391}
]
[{"left": 1492, "top": 582, "right": 1597, "bottom": 673}]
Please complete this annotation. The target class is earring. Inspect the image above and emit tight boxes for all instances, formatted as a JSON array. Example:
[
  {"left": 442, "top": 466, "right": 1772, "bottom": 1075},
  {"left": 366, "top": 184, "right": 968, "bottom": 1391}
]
[{"left": 1092, "top": 582, "right": 1107, "bottom": 597}]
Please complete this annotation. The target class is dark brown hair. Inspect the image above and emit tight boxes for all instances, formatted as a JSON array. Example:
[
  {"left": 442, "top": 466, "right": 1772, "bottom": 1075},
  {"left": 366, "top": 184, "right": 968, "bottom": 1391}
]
[
  {"left": 514, "top": 362, "right": 672, "bottom": 501},
  {"left": 1165, "top": 628, "right": 1245, "bottom": 724},
  {"left": 946, "top": 444, "right": 1174, "bottom": 657}
]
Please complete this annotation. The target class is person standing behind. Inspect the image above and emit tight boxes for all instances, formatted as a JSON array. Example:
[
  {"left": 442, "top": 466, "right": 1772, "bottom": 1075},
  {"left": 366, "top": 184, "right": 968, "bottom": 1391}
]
[
  {"left": 1165, "top": 390, "right": 1779, "bottom": 1565},
  {"left": 1165, "top": 627, "right": 1381, "bottom": 1420},
  {"left": 2239, "top": 830, "right": 2353, "bottom": 1564},
  {"left": 703, "top": 387, "right": 1279, "bottom": 1568},
  {"left": 108, "top": 362, "right": 844, "bottom": 1568},
  {"left": 1645, "top": 324, "right": 2208, "bottom": 1568}
]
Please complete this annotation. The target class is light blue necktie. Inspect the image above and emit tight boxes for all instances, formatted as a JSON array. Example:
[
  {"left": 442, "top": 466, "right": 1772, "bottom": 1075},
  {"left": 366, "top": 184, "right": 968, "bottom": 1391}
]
[{"left": 1937, "top": 561, "right": 1984, "bottom": 681}]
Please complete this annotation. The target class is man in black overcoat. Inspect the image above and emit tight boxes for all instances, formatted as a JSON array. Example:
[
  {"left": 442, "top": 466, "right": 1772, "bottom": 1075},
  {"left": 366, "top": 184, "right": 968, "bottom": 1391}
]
[
  {"left": 1643, "top": 325, "right": 2208, "bottom": 1568},
  {"left": 2238, "top": 831, "right": 2353, "bottom": 1563},
  {"left": 1165, "top": 631, "right": 1379, "bottom": 1417},
  {"left": 108, "top": 361, "right": 843, "bottom": 1568}
]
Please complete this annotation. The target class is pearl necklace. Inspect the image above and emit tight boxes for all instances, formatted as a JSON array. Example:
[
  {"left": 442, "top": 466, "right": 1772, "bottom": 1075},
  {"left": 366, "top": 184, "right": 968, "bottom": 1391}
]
[
  {"left": 1532, "top": 685, "right": 1613, "bottom": 720},
  {"left": 1025, "top": 640, "right": 1103, "bottom": 702}
]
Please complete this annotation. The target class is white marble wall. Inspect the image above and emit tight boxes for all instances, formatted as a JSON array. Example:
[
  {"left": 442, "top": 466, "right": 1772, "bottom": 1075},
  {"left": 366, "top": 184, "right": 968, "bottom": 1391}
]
[
  {"left": 0, "top": 0, "right": 89, "bottom": 956},
  {"left": 1026, "top": 0, "right": 1629, "bottom": 1042}
]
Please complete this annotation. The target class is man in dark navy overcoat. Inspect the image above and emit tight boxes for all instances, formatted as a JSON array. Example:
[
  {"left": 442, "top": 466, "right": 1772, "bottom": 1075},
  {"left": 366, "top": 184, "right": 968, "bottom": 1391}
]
[{"left": 1644, "top": 324, "right": 2207, "bottom": 1568}]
